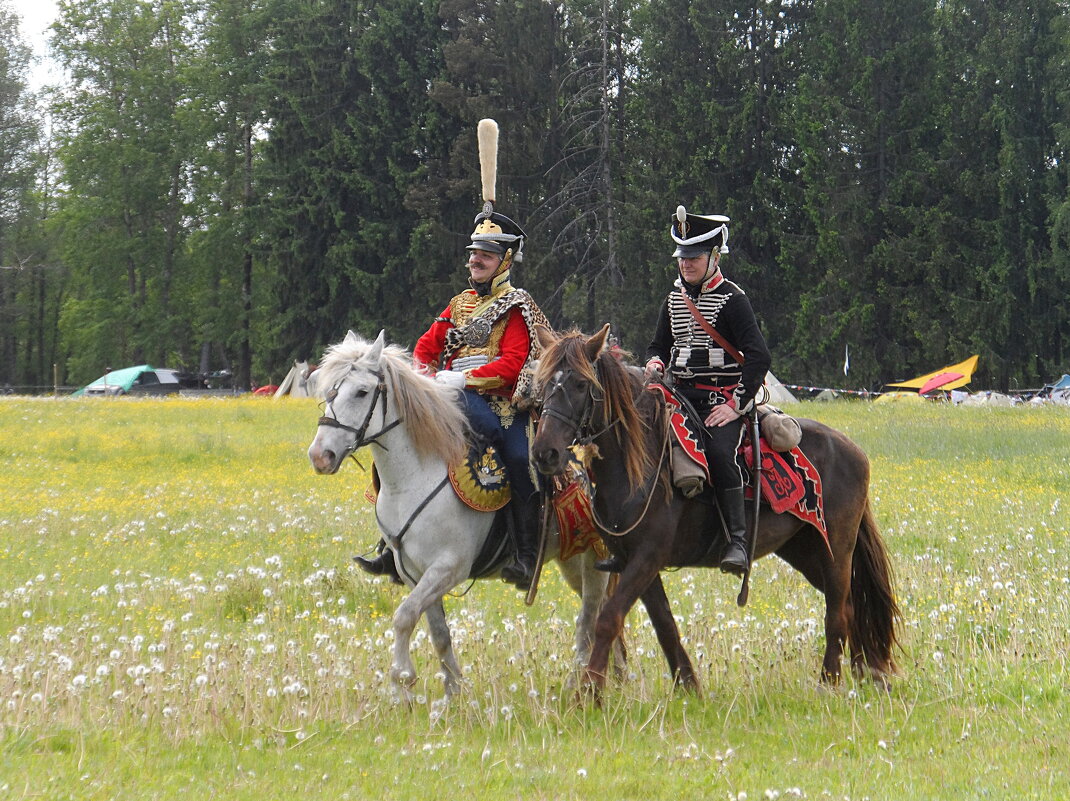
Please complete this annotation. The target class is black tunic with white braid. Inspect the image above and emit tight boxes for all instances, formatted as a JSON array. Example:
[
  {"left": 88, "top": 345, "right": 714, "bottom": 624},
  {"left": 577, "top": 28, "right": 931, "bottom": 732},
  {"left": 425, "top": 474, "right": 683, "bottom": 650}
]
[{"left": 646, "top": 272, "right": 771, "bottom": 414}]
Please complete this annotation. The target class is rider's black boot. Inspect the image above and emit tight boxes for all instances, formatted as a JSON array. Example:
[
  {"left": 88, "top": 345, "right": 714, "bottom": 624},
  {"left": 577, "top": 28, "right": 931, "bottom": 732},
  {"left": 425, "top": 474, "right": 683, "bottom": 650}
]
[
  {"left": 354, "top": 541, "right": 403, "bottom": 585},
  {"left": 594, "top": 553, "right": 625, "bottom": 573},
  {"left": 501, "top": 494, "right": 541, "bottom": 591},
  {"left": 716, "top": 486, "right": 749, "bottom": 577}
]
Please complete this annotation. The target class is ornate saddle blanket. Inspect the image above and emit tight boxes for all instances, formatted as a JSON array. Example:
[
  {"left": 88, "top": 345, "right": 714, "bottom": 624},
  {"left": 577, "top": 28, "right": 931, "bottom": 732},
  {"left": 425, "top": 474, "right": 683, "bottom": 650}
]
[
  {"left": 363, "top": 447, "right": 511, "bottom": 512},
  {"left": 650, "top": 383, "right": 829, "bottom": 544},
  {"left": 364, "top": 446, "right": 602, "bottom": 559},
  {"left": 550, "top": 446, "right": 606, "bottom": 560},
  {"left": 448, "top": 440, "right": 602, "bottom": 557},
  {"left": 448, "top": 444, "right": 511, "bottom": 511}
]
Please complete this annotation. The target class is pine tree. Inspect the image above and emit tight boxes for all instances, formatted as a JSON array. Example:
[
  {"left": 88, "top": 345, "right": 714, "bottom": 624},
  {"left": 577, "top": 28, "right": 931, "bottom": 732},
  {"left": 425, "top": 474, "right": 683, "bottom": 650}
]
[
  {"left": 784, "top": 0, "right": 941, "bottom": 387},
  {"left": 259, "top": 0, "right": 448, "bottom": 368}
]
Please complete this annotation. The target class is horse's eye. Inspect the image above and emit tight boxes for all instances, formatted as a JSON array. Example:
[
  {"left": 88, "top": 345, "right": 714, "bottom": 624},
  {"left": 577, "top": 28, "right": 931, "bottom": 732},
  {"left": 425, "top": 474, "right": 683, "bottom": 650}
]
[{"left": 355, "top": 388, "right": 369, "bottom": 398}]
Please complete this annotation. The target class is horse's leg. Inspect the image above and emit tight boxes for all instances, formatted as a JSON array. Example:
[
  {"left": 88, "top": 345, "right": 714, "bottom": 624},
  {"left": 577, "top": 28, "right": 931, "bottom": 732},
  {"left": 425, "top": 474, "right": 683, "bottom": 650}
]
[
  {"left": 423, "top": 599, "right": 463, "bottom": 697},
  {"left": 390, "top": 561, "right": 467, "bottom": 701},
  {"left": 820, "top": 558, "right": 854, "bottom": 684},
  {"left": 554, "top": 554, "right": 597, "bottom": 670},
  {"left": 581, "top": 556, "right": 661, "bottom": 697},
  {"left": 775, "top": 528, "right": 851, "bottom": 683},
  {"left": 556, "top": 551, "right": 626, "bottom": 685},
  {"left": 639, "top": 573, "right": 700, "bottom": 694},
  {"left": 584, "top": 551, "right": 628, "bottom": 679}
]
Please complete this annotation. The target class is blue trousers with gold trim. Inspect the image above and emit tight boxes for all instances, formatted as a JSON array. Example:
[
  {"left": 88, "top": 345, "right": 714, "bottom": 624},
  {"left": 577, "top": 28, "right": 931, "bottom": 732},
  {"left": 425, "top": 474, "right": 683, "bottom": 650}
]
[{"left": 459, "top": 389, "right": 536, "bottom": 501}]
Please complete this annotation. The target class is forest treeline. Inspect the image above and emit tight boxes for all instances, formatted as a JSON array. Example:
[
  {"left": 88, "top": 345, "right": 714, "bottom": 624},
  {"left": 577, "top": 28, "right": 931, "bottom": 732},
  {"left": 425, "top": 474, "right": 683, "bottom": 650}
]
[{"left": 1, "top": 0, "right": 1068, "bottom": 392}]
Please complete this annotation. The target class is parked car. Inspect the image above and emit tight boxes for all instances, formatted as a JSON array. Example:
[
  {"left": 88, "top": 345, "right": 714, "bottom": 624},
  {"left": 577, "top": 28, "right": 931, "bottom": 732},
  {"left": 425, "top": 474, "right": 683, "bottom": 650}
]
[{"left": 75, "top": 365, "right": 202, "bottom": 397}]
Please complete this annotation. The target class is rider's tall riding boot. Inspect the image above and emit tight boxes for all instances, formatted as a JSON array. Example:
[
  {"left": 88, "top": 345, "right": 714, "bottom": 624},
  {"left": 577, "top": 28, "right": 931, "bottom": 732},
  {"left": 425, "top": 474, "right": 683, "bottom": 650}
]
[
  {"left": 594, "top": 551, "right": 626, "bottom": 573},
  {"left": 501, "top": 494, "right": 541, "bottom": 591},
  {"left": 716, "top": 486, "right": 750, "bottom": 577},
  {"left": 354, "top": 539, "right": 403, "bottom": 585}
]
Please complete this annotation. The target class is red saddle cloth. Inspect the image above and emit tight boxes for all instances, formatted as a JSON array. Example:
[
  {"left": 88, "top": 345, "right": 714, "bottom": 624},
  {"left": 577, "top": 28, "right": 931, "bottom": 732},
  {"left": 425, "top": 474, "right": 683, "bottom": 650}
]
[
  {"left": 740, "top": 442, "right": 828, "bottom": 547},
  {"left": 650, "top": 383, "right": 829, "bottom": 547}
]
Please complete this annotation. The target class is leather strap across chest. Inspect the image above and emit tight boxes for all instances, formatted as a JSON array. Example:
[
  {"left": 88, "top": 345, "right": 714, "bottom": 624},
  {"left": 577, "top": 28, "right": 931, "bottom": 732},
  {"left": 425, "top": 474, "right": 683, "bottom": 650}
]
[{"left": 679, "top": 288, "right": 745, "bottom": 365}]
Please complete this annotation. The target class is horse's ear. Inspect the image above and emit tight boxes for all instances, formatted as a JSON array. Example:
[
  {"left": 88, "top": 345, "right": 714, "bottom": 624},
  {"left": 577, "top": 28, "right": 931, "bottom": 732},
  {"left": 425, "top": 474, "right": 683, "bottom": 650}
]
[
  {"left": 367, "top": 330, "right": 386, "bottom": 362},
  {"left": 535, "top": 324, "right": 557, "bottom": 351},
  {"left": 343, "top": 329, "right": 360, "bottom": 345},
  {"left": 584, "top": 323, "right": 611, "bottom": 362}
]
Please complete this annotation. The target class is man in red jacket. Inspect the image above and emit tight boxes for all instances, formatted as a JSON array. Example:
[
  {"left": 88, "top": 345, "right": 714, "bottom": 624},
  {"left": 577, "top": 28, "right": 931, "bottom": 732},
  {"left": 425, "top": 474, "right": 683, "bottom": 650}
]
[{"left": 356, "top": 210, "right": 549, "bottom": 591}]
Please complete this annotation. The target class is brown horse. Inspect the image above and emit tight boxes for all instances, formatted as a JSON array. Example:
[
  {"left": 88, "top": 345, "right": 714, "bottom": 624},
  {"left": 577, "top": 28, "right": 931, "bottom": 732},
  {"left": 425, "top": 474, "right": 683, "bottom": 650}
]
[{"left": 531, "top": 325, "right": 900, "bottom": 694}]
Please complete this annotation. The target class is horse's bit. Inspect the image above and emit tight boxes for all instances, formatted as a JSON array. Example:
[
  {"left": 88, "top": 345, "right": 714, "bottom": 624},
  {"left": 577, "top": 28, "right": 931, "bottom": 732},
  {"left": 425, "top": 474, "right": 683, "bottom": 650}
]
[{"left": 317, "top": 368, "right": 401, "bottom": 460}]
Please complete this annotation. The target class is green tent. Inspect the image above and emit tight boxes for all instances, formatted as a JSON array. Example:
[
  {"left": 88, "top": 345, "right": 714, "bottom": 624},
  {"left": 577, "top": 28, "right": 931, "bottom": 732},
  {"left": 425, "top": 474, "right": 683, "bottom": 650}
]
[{"left": 72, "top": 365, "right": 156, "bottom": 396}]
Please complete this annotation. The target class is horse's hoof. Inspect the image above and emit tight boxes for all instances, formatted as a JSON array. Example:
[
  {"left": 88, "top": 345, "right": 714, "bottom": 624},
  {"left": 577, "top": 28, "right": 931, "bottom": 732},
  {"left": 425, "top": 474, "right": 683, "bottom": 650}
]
[
  {"left": 677, "top": 677, "right": 703, "bottom": 697},
  {"left": 572, "top": 670, "right": 605, "bottom": 706},
  {"left": 442, "top": 675, "right": 467, "bottom": 698},
  {"left": 572, "top": 685, "right": 602, "bottom": 707},
  {"left": 866, "top": 668, "right": 895, "bottom": 692},
  {"left": 390, "top": 667, "right": 418, "bottom": 690}
]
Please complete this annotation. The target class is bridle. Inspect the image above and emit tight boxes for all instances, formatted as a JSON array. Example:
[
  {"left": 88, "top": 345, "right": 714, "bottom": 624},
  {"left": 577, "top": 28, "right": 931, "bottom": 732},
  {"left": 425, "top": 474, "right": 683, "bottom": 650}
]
[
  {"left": 316, "top": 362, "right": 446, "bottom": 588},
  {"left": 539, "top": 368, "right": 604, "bottom": 445},
  {"left": 316, "top": 367, "right": 401, "bottom": 461},
  {"left": 539, "top": 361, "right": 671, "bottom": 536}
]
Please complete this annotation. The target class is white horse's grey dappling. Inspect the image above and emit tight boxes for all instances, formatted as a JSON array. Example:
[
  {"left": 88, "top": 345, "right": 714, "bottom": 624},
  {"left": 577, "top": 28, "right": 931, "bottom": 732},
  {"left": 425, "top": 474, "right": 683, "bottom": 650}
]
[{"left": 307, "top": 329, "right": 618, "bottom": 701}]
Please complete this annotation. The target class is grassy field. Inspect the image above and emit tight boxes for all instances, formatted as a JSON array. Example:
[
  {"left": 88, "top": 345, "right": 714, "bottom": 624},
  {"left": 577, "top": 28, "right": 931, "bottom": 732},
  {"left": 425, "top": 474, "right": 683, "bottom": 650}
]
[{"left": 0, "top": 396, "right": 1067, "bottom": 800}]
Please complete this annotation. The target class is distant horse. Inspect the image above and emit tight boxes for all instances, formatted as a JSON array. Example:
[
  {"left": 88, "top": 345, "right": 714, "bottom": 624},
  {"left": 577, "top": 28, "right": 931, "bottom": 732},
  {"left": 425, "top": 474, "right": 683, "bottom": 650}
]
[
  {"left": 307, "top": 330, "right": 618, "bottom": 701},
  {"left": 531, "top": 325, "right": 900, "bottom": 695}
]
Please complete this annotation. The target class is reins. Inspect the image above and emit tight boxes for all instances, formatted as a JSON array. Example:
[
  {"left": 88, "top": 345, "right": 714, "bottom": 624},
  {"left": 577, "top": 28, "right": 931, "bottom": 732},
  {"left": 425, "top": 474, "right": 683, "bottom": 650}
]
[{"left": 586, "top": 407, "right": 671, "bottom": 537}]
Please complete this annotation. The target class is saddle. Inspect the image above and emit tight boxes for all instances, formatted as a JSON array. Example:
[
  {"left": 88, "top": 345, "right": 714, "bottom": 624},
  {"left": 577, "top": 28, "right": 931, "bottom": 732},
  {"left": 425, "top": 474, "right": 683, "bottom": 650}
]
[
  {"left": 648, "top": 382, "right": 829, "bottom": 545},
  {"left": 364, "top": 440, "right": 513, "bottom": 511},
  {"left": 448, "top": 441, "right": 601, "bottom": 560},
  {"left": 364, "top": 443, "right": 603, "bottom": 575}
]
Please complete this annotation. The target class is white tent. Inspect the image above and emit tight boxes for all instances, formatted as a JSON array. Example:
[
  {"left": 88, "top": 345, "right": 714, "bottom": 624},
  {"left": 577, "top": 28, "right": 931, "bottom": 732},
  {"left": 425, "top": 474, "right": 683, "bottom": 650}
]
[
  {"left": 274, "top": 361, "right": 316, "bottom": 398},
  {"left": 764, "top": 372, "right": 799, "bottom": 405},
  {"left": 963, "top": 391, "right": 1017, "bottom": 407}
]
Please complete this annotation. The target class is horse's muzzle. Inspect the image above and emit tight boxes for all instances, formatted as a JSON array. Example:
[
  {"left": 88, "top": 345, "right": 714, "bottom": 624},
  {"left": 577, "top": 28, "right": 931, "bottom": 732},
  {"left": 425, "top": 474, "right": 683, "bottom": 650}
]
[
  {"left": 308, "top": 442, "right": 342, "bottom": 475},
  {"left": 532, "top": 445, "right": 567, "bottom": 477}
]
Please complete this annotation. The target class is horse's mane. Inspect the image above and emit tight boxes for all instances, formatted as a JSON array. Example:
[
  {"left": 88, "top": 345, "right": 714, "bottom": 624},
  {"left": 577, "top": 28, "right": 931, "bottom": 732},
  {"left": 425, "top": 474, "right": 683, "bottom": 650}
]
[
  {"left": 317, "top": 336, "right": 470, "bottom": 465},
  {"left": 535, "top": 331, "right": 665, "bottom": 496}
]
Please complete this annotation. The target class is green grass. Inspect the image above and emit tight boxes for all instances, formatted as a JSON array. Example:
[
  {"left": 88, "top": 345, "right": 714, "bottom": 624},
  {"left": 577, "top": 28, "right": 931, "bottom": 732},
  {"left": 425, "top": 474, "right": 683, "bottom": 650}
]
[{"left": 1, "top": 396, "right": 1068, "bottom": 799}]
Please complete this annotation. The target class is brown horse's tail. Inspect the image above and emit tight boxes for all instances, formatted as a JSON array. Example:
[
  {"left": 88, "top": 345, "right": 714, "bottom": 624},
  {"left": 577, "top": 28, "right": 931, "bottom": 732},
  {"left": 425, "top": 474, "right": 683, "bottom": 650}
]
[{"left": 849, "top": 500, "right": 901, "bottom": 677}]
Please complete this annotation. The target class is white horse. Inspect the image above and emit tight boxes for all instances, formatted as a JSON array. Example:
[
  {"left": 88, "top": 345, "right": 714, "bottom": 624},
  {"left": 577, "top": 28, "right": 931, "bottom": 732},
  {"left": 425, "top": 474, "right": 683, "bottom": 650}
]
[{"left": 307, "top": 330, "right": 618, "bottom": 701}]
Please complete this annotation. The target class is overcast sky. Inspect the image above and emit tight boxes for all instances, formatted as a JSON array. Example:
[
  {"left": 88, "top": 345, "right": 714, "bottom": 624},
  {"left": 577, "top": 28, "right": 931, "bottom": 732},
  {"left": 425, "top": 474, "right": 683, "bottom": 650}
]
[{"left": 9, "top": 0, "right": 60, "bottom": 89}]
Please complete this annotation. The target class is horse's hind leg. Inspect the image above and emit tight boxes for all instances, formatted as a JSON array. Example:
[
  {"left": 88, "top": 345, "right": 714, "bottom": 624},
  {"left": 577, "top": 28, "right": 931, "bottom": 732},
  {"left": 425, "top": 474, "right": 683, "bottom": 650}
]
[
  {"left": 424, "top": 599, "right": 463, "bottom": 697},
  {"left": 820, "top": 561, "right": 853, "bottom": 683},
  {"left": 640, "top": 574, "right": 700, "bottom": 694},
  {"left": 776, "top": 531, "right": 850, "bottom": 683}
]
